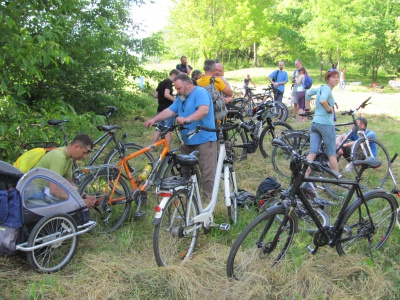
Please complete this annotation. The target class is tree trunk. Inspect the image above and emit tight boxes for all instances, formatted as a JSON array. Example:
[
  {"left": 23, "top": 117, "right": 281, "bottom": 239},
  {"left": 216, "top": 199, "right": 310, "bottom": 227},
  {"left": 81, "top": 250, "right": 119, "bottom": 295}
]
[{"left": 253, "top": 42, "right": 257, "bottom": 67}]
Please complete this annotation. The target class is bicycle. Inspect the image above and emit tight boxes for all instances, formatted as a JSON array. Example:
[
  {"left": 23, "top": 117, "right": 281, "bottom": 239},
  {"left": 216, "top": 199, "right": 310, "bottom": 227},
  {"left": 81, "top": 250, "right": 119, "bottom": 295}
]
[
  {"left": 152, "top": 123, "right": 242, "bottom": 266},
  {"left": 232, "top": 85, "right": 289, "bottom": 121},
  {"left": 27, "top": 106, "right": 155, "bottom": 185},
  {"left": 77, "top": 123, "right": 199, "bottom": 233},
  {"left": 224, "top": 103, "right": 293, "bottom": 161},
  {"left": 271, "top": 98, "right": 391, "bottom": 194},
  {"left": 226, "top": 138, "right": 398, "bottom": 280}
]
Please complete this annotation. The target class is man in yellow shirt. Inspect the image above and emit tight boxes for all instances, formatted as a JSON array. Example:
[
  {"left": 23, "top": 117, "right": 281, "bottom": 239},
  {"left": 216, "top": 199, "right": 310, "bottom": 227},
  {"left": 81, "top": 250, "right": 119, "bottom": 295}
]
[{"left": 196, "top": 59, "right": 233, "bottom": 98}]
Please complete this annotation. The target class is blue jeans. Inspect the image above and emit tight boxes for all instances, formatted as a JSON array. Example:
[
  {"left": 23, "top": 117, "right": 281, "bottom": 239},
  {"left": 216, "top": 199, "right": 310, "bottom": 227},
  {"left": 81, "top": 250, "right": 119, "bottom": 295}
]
[{"left": 310, "top": 122, "right": 336, "bottom": 156}]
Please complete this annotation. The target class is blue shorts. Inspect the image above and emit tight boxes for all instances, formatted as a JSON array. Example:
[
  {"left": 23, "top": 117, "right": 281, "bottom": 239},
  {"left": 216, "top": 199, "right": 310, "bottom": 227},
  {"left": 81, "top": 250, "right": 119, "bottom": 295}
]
[
  {"left": 157, "top": 116, "right": 175, "bottom": 130},
  {"left": 309, "top": 122, "right": 336, "bottom": 156}
]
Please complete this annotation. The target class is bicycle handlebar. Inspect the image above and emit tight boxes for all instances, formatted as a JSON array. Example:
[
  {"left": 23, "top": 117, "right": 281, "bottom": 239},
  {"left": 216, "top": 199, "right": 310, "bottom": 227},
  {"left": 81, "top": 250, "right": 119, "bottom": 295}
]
[
  {"left": 340, "top": 97, "right": 371, "bottom": 116},
  {"left": 186, "top": 123, "right": 239, "bottom": 139},
  {"left": 271, "top": 138, "right": 342, "bottom": 179}
]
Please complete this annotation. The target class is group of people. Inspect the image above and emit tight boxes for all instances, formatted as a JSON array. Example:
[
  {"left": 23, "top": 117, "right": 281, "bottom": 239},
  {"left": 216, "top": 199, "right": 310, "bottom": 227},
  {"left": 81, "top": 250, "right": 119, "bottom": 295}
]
[{"left": 29, "top": 56, "right": 373, "bottom": 211}]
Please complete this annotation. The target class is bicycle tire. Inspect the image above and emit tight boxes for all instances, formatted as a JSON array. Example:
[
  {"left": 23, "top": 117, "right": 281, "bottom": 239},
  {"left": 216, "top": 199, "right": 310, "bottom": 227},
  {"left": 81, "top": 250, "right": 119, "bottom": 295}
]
[
  {"left": 26, "top": 213, "right": 78, "bottom": 273},
  {"left": 275, "top": 102, "right": 289, "bottom": 122},
  {"left": 271, "top": 132, "right": 310, "bottom": 178},
  {"left": 223, "top": 123, "right": 248, "bottom": 161},
  {"left": 259, "top": 121, "right": 293, "bottom": 158},
  {"left": 104, "top": 142, "right": 155, "bottom": 178},
  {"left": 335, "top": 190, "right": 397, "bottom": 256},
  {"left": 232, "top": 97, "right": 252, "bottom": 118},
  {"left": 352, "top": 137, "right": 391, "bottom": 189},
  {"left": 226, "top": 205, "right": 297, "bottom": 279},
  {"left": 153, "top": 188, "right": 200, "bottom": 266},
  {"left": 78, "top": 171, "right": 131, "bottom": 233}
]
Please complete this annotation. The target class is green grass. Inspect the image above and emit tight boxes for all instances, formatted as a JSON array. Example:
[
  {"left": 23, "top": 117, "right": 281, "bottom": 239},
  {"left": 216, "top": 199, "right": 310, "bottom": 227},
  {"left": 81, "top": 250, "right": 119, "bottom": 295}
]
[{"left": 1, "top": 65, "right": 400, "bottom": 299}]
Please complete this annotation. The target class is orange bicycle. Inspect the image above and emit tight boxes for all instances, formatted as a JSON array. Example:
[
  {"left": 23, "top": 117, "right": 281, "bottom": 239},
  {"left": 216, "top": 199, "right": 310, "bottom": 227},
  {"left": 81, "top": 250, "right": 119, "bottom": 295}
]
[{"left": 77, "top": 123, "right": 199, "bottom": 232}]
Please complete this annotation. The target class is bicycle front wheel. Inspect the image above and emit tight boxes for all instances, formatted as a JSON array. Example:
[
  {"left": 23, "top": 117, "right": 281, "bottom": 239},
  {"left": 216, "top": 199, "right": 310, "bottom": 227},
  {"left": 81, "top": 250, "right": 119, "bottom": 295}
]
[
  {"left": 78, "top": 171, "right": 131, "bottom": 233},
  {"left": 259, "top": 121, "right": 293, "bottom": 158},
  {"left": 352, "top": 138, "right": 390, "bottom": 189},
  {"left": 226, "top": 206, "right": 297, "bottom": 280},
  {"left": 104, "top": 142, "right": 155, "bottom": 178},
  {"left": 336, "top": 191, "right": 397, "bottom": 256},
  {"left": 153, "top": 188, "right": 200, "bottom": 267},
  {"left": 271, "top": 132, "right": 310, "bottom": 178}
]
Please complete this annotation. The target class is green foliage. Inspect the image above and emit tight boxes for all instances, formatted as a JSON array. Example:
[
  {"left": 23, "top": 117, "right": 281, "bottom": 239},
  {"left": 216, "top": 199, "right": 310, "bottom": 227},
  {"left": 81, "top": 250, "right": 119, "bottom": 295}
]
[{"left": 0, "top": 96, "right": 106, "bottom": 163}]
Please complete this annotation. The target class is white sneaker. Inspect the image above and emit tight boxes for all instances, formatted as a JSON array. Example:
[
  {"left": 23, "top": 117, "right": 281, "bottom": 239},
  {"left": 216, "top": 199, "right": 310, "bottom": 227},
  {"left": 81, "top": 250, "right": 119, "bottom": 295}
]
[{"left": 344, "top": 162, "right": 354, "bottom": 172}]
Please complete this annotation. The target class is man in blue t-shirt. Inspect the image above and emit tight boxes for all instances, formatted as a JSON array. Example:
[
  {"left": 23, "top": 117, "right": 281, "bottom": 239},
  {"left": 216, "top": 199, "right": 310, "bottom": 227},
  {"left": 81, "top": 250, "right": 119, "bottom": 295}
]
[
  {"left": 268, "top": 60, "right": 288, "bottom": 103},
  {"left": 145, "top": 74, "right": 217, "bottom": 199},
  {"left": 268, "top": 61, "right": 288, "bottom": 116},
  {"left": 336, "top": 116, "right": 377, "bottom": 172}
]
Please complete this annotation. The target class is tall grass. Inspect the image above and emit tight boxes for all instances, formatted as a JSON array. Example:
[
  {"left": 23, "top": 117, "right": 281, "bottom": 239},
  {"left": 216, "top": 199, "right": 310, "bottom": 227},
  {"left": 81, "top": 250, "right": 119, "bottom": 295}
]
[{"left": 1, "top": 67, "right": 400, "bottom": 299}]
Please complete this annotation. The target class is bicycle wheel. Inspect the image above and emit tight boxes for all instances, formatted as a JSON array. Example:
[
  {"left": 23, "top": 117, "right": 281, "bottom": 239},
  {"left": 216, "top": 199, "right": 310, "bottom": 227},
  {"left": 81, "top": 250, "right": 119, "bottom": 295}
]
[
  {"left": 104, "top": 142, "right": 155, "bottom": 178},
  {"left": 78, "top": 171, "right": 131, "bottom": 233},
  {"left": 153, "top": 188, "right": 201, "bottom": 267},
  {"left": 271, "top": 132, "right": 310, "bottom": 178},
  {"left": 26, "top": 213, "right": 78, "bottom": 273},
  {"left": 226, "top": 206, "right": 297, "bottom": 279},
  {"left": 259, "top": 121, "right": 293, "bottom": 158},
  {"left": 223, "top": 123, "right": 248, "bottom": 161},
  {"left": 352, "top": 138, "right": 391, "bottom": 189},
  {"left": 232, "top": 97, "right": 252, "bottom": 118},
  {"left": 336, "top": 191, "right": 397, "bottom": 256},
  {"left": 275, "top": 102, "right": 289, "bottom": 122}
]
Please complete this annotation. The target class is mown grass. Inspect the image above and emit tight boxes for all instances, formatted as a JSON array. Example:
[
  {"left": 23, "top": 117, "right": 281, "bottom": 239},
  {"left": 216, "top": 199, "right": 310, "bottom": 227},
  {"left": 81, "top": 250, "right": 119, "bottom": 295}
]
[{"left": 1, "top": 67, "right": 400, "bottom": 300}]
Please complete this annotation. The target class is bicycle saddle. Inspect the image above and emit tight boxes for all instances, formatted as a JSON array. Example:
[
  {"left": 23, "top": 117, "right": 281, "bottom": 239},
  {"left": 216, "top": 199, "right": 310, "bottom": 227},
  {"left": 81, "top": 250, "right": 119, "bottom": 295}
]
[
  {"left": 96, "top": 125, "right": 122, "bottom": 132},
  {"left": 353, "top": 157, "right": 382, "bottom": 169},
  {"left": 176, "top": 151, "right": 200, "bottom": 165}
]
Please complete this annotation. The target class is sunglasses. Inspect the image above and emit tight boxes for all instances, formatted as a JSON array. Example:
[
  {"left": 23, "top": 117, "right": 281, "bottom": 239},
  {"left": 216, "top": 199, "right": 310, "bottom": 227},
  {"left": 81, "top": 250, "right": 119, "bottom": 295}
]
[
  {"left": 328, "top": 68, "right": 338, "bottom": 72},
  {"left": 79, "top": 140, "right": 93, "bottom": 153}
]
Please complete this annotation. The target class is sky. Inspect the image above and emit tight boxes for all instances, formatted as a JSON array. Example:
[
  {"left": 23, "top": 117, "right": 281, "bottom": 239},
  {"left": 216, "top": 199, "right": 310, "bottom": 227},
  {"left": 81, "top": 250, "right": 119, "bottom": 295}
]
[{"left": 130, "top": 0, "right": 172, "bottom": 38}]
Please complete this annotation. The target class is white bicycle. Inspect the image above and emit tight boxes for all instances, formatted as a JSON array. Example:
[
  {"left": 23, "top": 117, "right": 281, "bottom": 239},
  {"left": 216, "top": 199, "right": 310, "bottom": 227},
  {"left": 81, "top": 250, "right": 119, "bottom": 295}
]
[{"left": 152, "top": 123, "right": 243, "bottom": 267}]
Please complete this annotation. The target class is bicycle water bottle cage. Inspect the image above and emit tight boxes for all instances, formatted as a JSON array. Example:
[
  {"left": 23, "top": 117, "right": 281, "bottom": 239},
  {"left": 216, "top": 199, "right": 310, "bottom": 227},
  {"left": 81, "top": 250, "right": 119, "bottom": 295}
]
[{"left": 176, "top": 151, "right": 200, "bottom": 166}]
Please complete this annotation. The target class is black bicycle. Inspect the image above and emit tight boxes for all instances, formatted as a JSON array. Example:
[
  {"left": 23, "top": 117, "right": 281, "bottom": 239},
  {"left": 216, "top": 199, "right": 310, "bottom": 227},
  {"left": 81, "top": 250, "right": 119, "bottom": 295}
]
[
  {"left": 226, "top": 138, "right": 397, "bottom": 280},
  {"left": 223, "top": 103, "right": 292, "bottom": 161}
]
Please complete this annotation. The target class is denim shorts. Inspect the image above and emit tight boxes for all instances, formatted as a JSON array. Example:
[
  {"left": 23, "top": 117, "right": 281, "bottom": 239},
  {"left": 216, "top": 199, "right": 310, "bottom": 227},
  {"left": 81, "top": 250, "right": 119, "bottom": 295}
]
[
  {"left": 157, "top": 116, "right": 175, "bottom": 129},
  {"left": 309, "top": 122, "right": 336, "bottom": 156}
]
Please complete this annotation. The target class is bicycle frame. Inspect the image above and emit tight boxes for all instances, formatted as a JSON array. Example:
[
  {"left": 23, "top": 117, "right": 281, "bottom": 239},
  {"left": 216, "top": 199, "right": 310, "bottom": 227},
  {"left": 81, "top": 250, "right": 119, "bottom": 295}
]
[{"left": 154, "top": 125, "right": 238, "bottom": 230}]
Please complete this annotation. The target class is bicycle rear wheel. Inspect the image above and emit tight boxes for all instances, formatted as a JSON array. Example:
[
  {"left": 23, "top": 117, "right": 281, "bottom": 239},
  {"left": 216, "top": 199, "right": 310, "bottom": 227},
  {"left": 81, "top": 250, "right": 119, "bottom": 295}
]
[
  {"left": 226, "top": 206, "right": 297, "bottom": 280},
  {"left": 336, "top": 191, "right": 397, "bottom": 256},
  {"left": 352, "top": 138, "right": 390, "bottom": 189},
  {"left": 232, "top": 97, "right": 252, "bottom": 118},
  {"left": 153, "top": 188, "right": 200, "bottom": 266},
  {"left": 271, "top": 132, "right": 310, "bottom": 178},
  {"left": 78, "top": 171, "right": 131, "bottom": 233},
  {"left": 259, "top": 121, "right": 293, "bottom": 158}
]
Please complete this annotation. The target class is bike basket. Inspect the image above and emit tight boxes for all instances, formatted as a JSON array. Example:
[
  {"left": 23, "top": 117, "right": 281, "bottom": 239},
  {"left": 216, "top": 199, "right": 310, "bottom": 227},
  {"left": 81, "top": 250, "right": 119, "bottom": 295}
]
[{"left": 159, "top": 176, "right": 187, "bottom": 190}]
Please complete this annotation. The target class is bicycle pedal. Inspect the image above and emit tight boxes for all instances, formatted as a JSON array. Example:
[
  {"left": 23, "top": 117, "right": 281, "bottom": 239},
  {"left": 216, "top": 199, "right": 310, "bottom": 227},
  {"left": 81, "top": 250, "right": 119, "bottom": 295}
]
[
  {"left": 219, "top": 223, "right": 231, "bottom": 231},
  {"left": 134, "top": 211, "right": 146, "bottom": 220},
  {"left": 306, "top": 244, "right": 318, "bottom": 255}
]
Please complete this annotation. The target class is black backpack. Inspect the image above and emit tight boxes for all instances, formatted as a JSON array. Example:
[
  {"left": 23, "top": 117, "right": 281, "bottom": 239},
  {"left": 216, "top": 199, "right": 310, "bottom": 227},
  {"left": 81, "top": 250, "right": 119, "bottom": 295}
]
[{"left": 256, "top": 176, "right": 281, "bottom": 198}]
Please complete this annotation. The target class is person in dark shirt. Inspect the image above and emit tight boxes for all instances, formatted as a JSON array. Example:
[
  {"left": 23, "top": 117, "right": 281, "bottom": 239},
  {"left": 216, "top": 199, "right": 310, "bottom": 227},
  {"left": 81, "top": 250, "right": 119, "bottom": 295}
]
[
  {"left": 151, "top": 69, "right": 180, "bottom": 147},
  {"left": 176, "top": 55, "right": 193, "bottom": 75}
]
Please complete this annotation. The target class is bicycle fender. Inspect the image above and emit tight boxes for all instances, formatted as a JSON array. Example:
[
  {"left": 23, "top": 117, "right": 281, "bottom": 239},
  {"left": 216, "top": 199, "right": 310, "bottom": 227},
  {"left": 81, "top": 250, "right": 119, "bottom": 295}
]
[{"left": 152, "top": 186, "right": 186, "bottom": 225}]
